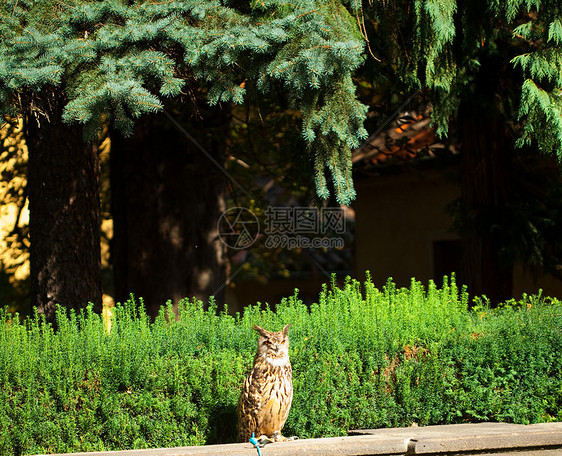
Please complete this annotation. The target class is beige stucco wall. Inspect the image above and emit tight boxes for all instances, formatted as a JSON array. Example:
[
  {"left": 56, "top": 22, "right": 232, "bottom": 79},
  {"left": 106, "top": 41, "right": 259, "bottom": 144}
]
[
  {"left": 226, "top": 278, "right": 327, "bottom": 315},
  {"left": 353, "top": 165, "right": 562, "bottom": 301},
  {"left": 513, "top": 263, "right": 562, "bottom": 301},
  {"left": 353, "top": 166, "right": 461, "bottom": 289}
]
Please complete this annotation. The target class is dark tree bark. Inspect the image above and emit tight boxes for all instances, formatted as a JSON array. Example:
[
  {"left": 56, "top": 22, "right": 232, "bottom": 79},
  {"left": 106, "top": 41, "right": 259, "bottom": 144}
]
[
  {"left": 110, "top": 107, "right": 228, "bottom": 318},
  {"left": 458, "top": 104, "right": 514, "bottom": 305},
  {"left": 25, "top": 93, "right": 102, "bottom": 322}
]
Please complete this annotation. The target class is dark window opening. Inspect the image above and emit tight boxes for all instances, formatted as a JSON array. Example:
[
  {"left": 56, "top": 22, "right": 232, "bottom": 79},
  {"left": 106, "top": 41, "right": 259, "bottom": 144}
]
[{"left": 433, "top": 239, "right": 463, "bottom": 283}]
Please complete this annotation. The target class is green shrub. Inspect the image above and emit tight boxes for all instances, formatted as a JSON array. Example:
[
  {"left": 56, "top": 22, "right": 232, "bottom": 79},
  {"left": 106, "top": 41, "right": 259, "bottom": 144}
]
[{"left": 0, "top": 275, "right": 560, "bottom": 455}]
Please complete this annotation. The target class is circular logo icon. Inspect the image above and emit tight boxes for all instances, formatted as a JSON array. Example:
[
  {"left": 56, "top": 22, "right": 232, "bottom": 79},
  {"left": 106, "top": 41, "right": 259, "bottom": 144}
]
[{"left": 217, "top": 207, "right": 260, "bottom": 249}]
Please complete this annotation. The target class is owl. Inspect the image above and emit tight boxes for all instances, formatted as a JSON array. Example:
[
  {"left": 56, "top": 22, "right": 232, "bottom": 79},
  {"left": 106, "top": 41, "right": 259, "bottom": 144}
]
[{"left": 237, "top": 324, "right": 293, "bottom": 446}]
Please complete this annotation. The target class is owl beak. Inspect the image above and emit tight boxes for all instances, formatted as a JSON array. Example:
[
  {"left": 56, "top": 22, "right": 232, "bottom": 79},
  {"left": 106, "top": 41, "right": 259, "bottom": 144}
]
[{"left": 273, "top": 344, "right": 280, "bottom": 352}]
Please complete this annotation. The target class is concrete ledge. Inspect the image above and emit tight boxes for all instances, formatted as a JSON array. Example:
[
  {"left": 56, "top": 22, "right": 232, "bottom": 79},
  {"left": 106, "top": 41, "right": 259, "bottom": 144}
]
[
  {"left": 350, "top": 422, "right": 562, "bottom": 454},
  {"left": 38, "top": 422, "right": 562, "bottom": 456}
]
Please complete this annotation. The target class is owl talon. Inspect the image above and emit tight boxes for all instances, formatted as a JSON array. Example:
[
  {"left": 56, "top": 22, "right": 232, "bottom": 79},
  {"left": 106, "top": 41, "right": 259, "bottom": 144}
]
[
  {"left": 256, "top": 435, "right": 273, "bottom": 447},
  {"left": 269, "top": 431, "right": 299, "bottom": 443}
]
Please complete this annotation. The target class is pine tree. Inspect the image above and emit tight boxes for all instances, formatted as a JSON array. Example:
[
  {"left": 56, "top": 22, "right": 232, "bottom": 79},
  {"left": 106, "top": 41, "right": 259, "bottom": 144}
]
[
  {"left": 2, "top": 0, "right": 561, "bottom": 208},
  {"left": 358, "top": 0, "right": 562, "bottom": 302},
  {"left": 3, "top": 0, "right": 561, "bottom": 311},
  {"left": 1, "top": 0, "right": 368, "bottom": 204},
  {"left": 0, "top": 0, "right": 369, "bottom": 318}
]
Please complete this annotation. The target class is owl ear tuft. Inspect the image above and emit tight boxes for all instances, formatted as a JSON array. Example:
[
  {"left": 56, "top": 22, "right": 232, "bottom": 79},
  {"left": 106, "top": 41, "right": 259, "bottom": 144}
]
[
  {"left": 282, "top": 324, "right": 290, "bottom": 336},
  {"left": 253, "top": 325, "right": 269, "bottom": 337}
]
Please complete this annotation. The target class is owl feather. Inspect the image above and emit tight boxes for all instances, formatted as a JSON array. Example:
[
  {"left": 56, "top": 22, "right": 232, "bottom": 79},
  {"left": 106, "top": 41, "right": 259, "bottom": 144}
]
[{"left": 237, "top": 324, "right": 293, "bottom": 445}]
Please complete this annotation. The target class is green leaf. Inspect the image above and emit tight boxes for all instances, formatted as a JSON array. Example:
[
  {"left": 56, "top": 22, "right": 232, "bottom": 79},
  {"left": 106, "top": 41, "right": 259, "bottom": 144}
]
[{"left": 548, "top": 19, "right": 562, "bottom": 44}]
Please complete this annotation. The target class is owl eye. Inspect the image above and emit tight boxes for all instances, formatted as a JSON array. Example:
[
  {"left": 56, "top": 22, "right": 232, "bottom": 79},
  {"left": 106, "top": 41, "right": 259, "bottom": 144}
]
[{"left": 263, "top": 340, "right": 271, "bottom": 345}]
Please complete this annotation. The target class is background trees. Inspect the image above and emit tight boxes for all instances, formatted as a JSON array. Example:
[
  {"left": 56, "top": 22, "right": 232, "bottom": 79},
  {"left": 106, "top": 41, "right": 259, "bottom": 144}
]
[
  {"left": 110, "top": 103, "right": 230, "bottom": 318},
  {"left": 0, "top": 0, "right": 368, "bottom": 320},
  {"left": 25, "top": 90, "right": 103, "bottom": 318},
  {"left": 1, "top": 0, "right": 562, "bottom": 315},
  {"left": 357, "top": 0, "right": 562, "bottom": 303},
  {"left": 0, "top": 120, "right": 30, "bottom": 312}
]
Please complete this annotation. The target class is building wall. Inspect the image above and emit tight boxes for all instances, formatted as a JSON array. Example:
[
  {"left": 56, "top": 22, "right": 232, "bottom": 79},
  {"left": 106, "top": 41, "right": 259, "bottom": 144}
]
[
  {"left": 513, "top": 263, "right": 562, "bottom": 301},
  {"left": 353, "top": 166, "right": 461, "bottom": 289},
  {"left": 226, "top": 278, "right": 327, "bottom": 315},
  {"left": 353, "top": 165, "right": 562, "bottom": 300}
]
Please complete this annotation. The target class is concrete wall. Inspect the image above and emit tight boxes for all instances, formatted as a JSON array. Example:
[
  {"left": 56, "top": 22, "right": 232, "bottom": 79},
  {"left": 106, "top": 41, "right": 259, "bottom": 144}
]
[{"left": 38, "top": 422, "right": 562, "bottom": 456}]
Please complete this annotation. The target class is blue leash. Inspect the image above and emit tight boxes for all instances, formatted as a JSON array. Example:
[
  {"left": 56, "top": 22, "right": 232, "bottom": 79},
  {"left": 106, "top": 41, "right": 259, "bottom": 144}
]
[{"left": 249, "top": 432, "right": 262, "bottom": 456}]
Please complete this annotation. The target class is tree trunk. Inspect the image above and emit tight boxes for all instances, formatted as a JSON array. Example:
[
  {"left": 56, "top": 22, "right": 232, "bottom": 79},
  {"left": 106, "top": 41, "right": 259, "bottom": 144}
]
[
  {"left": 110, "top": 108, "right": 228, "bottom": 318},
  {"left": 459, "top": 105, "right": 514, "bottom": 305},
  {"left": 25, "top": 95, "right": 102, "bottom": 323}
]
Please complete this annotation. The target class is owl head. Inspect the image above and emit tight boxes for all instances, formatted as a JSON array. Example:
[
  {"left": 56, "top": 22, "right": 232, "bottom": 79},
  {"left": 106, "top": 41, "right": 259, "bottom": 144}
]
[{"left": 253, "top": 324, "right": 290, "bottom": 361}]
